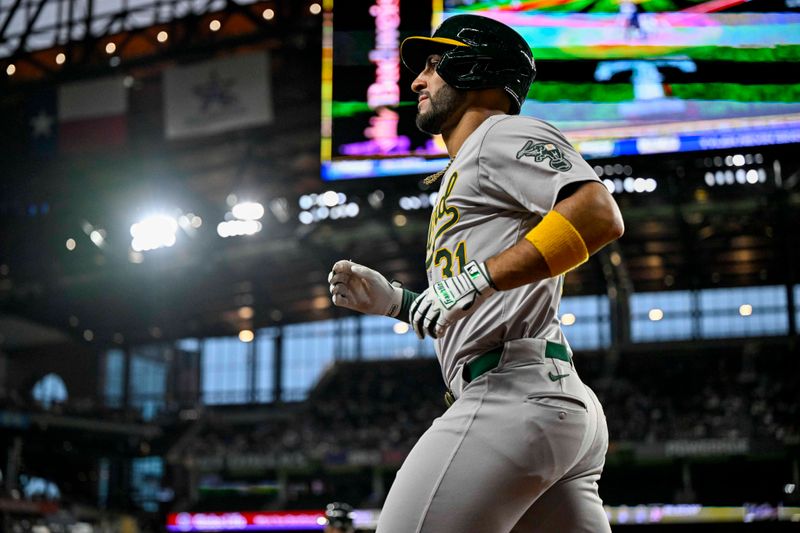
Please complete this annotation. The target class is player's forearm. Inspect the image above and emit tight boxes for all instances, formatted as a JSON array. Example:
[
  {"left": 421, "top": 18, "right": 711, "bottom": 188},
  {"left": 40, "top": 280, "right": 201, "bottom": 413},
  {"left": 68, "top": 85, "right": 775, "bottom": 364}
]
[
  {"left": 485, "top": 240, "right": 551, "bottom": 291},
  {"left": 486, "top": 182, "right": 624, "bottom": 291}
]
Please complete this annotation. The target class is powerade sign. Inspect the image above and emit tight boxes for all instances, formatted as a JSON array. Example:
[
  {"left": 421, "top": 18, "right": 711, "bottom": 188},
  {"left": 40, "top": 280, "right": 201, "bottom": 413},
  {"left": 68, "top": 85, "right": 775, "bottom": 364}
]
[
  {"left": 167, "top": 510, "right": 382, "bottom": 531},
  {"left": 166, "top": 511, "right": 326, "bottom": 531}
]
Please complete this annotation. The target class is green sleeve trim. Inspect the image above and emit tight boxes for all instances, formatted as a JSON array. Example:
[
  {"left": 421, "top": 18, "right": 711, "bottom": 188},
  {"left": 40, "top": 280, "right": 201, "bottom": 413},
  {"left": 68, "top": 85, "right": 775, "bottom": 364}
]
[{"left": 397, "top": 288, "right": 419, "bottom": 322}]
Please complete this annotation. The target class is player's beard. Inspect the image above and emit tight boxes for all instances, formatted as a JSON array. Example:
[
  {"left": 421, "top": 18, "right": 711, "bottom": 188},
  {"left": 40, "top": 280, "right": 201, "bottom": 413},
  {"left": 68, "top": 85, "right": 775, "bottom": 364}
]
[{"left": 416, "top": 85, "right": 466, "bottom": 135}]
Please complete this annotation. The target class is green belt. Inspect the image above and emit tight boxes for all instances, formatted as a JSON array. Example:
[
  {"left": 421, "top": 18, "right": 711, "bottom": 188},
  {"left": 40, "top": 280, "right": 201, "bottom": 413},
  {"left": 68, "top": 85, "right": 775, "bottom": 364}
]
[{"left": 463, "top": 341, "right": 571, "bottom": 383}]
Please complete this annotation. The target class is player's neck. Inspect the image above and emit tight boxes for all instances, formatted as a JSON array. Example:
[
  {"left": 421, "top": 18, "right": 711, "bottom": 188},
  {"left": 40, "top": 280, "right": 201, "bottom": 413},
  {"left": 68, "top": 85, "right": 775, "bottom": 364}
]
[{"left": 442, "top": 108, "right": 506, "bottom": 158}]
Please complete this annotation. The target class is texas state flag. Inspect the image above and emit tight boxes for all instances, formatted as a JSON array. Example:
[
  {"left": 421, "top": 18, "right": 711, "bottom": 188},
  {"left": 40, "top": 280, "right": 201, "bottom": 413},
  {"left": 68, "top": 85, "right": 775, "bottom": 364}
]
[
  {"left": 57, "top": 76, "right": 127, "bottom": 154},
  {"left": 26, "top": 89, "right": 58, "bottom": 158}
]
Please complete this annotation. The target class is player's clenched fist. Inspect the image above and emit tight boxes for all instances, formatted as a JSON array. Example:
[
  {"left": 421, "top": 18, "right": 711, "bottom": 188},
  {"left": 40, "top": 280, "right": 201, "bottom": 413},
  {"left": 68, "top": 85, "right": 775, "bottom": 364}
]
[
  {"left": 328, "top": 260, "right": 403, "bottom": 317},
  {"left": 410, "top": 261, "right": 497, "bottom": 339}
]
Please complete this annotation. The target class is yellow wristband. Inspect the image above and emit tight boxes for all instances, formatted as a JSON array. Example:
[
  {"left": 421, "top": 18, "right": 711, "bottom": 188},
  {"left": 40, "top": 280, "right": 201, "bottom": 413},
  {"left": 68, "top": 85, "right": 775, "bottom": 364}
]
[{"left": 525, "top": 210, "right": 589, "bottom": 277}]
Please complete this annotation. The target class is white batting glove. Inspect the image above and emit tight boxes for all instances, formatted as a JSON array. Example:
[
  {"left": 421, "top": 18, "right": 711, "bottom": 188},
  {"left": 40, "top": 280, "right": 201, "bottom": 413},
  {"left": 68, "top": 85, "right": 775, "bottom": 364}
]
[
  {"left": 410, "top": 261, "right": 497, "bottom": 339},
  {"left": 328, "top": 260, "right": 403, "bottom": 317}
]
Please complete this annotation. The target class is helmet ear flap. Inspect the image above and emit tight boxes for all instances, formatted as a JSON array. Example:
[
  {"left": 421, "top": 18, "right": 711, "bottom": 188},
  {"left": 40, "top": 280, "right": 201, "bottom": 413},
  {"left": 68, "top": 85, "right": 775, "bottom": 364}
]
[
  {"left": 401, "top": 14, "right": 536, "bottom": 114},
  {"left": 436, "top": 46, "right": 531, "bottom": 114},
  {"left": 436, "top": 49, "right": 493, "bottom": 87}
]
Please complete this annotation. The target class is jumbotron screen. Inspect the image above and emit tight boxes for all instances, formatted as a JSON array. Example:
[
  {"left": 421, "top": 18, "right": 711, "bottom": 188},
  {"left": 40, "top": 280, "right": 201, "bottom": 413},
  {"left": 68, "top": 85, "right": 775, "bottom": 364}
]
[{"left": 321, "top": 0, "right": 800, "bottom": 180}]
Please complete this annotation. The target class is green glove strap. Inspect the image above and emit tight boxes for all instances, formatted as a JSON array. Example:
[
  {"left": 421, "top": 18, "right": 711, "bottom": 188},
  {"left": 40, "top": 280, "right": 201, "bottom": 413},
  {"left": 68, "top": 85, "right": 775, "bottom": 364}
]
[{"left": 398, "top": 288, "right": 420, "bottom": 323}]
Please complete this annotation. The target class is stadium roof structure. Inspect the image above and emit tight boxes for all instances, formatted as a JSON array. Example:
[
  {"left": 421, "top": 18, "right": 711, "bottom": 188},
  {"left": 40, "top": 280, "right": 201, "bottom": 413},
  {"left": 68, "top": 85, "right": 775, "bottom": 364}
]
[
  {"left": 0, "top": 0, "right": 797, "bottom": 348},
  {"left": 0, "top": 0, "right": 298, "bottom": 82}
]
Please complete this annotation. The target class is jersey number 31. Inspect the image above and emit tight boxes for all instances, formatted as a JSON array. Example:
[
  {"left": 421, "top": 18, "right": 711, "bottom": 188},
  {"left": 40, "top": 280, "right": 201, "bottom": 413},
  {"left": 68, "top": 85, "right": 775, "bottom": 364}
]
[{"left": 434, "top": 241, "right": 467, "bottom": 278}]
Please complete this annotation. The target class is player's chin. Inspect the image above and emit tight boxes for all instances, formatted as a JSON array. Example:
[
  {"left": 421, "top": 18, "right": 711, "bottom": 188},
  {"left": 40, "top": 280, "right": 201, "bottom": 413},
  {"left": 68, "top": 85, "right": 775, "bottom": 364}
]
[{"left": 415, "top": 111, "right": 443, "bottom": 135}]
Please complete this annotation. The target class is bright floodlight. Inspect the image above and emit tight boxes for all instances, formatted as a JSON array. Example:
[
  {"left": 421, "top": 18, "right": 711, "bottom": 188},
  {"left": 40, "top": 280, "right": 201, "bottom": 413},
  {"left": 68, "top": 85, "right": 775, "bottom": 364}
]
[
  {"left": 320, "top": 190, "right": 339, "bottom": 207},
  {"left": 130, "top": 215, "right": 178, "bottom": 252},
  {"left": 217, "top": 220, "right": 262, "bottom": 238},
  {"left": 232, "top": 201, "right": 265, "bottom": 220},
  {"left": 393, "top": 322, "right": 410, "bottom": 335}
]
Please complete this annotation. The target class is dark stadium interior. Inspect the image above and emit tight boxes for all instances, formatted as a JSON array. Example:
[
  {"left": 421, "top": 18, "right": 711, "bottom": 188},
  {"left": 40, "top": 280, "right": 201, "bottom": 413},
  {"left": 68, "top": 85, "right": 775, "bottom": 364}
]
[{"left": 1, "top": 0, "right": 800, "bottom": 532}]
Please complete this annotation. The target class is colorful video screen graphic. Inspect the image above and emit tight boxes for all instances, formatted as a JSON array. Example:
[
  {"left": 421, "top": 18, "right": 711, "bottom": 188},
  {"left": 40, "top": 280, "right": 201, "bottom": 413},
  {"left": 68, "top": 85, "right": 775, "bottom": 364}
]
[{"left": 321, "top": 0, "right": 800, "bottom": 180}]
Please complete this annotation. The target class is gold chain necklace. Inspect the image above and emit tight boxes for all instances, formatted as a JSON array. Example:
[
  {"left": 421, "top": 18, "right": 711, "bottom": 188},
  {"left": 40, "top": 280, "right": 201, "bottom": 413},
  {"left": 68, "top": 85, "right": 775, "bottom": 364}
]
[{"left": 423, "top": 156, "right": 454, "bottom": 186}]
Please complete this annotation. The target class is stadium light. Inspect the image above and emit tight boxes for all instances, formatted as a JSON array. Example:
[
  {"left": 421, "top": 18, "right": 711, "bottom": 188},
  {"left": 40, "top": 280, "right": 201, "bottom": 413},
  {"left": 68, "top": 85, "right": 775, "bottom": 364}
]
[
  {"left": 56, "top": 53, "right": 66, "bottom": 65},
  {"left": 310, "top": 3, "right": 322, "bottom": 15},
  {"left": 262, "top": 8, "right": 275, "bottom": 20},
  {"left": 320, "top": 190, "right": 340, "bottom": 207},
  {"left": 6, "top": 64, "right": 15, "bottom": 76},
  {"left": 217, "top": 220, "right": 261, "bottom": 238},
  {"left": 89, "top": 230, "right": 106, "bottom": 248},
  {"left": 239, "top": 330, "right": 254, "bottom": 343},
  {"left": 157, "top": 31, "right": 168, "bottom": 42},
  {"left": 739, "top": 304, "right": 753, "bottom": 317},
  {"left": 65, "top": 238, "right": 76, "bottom": 251},
  {"left": 298, "top": 191, "right": 359, "bottom": 224},
  {"left": 648, "top": 308, "right": 664, "bottom": 321},
  {"left": 232, "top": 201, "right": 265, "bottom": 220},
  {"left": 399, "top": 193, "right": 438, "bottom": 211},
  {"left": 178, "top": 213, "right": 202, "bottom": 231},
  {"left": 209, "top": 19, "right": 221, "bottom": 31},
  {"left": 393, "top": 322, "right": 410, "bottom": 335},
  {"left": 561, "top": 313, "right": 576, "bottom": 326},
  {"left": 130, "top": 214, "right": 178, "bottom": 252},
  {"left": 105, "top": 42, "right": 116, "bottom": 54},
  {"left": 298, "top": 211, "right": 314, "bottom": 225}
]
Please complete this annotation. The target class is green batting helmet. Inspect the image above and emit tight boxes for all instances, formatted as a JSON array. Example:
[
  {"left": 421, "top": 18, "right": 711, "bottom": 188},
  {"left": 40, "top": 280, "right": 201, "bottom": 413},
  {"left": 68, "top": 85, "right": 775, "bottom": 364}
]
[{"left": 400, "top": 14, "right": 536, "bottom": 114}]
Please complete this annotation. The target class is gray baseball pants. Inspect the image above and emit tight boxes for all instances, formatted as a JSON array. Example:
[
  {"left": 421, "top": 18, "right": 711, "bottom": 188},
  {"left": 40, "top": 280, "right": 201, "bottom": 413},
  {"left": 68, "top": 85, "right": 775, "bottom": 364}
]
[{"left": 376, "top": 339, "right": 611, "bottom": 533}]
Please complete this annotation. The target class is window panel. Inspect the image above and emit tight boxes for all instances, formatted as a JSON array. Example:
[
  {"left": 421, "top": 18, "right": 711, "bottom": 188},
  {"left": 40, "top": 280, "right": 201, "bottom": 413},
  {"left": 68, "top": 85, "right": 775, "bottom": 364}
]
[
  {"left": 281, "top": 320, "right": 337, "bottom": 401},
  {"left": 202, "top": 337, "right": 248, "bottom": 405},
  {"left": 631, "top": 290, "right": 693, "bottom": 342},
  {"left": 130, "top": 456, "right": 163, "bottom": 512},
  {"left": 795, "top": 285, "right": 800, "bottom": 331},
  {"left": 359, "top": 315, "right": 435, "bottom": 359},
  {"left": 104, "top": 349, "right": 125, "bottom": 408},
  {"left": 560, "top": 295, "right": 611, "bottom": 350},
  {"left": 255, "top": 328, "right": 278, "bottom": 403},
  {"left": 699, "top": 286, "right": 788, "bottom": 338},
  {"left": 129, "top": 346, "right": 167, "bottom": 419}
]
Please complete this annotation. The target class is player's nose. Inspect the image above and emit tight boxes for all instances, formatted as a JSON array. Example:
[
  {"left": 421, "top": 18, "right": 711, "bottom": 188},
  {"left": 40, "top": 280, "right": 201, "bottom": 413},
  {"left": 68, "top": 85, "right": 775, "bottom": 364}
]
[{"left": 411, "top": 74, "right": 426, "bottom": 94}]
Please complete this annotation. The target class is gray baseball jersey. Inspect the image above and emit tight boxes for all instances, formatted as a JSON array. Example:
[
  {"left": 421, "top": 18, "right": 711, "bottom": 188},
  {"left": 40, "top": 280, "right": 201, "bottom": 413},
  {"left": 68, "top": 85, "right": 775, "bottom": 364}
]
[
  {"left": 377, "top": 115, "right": 611, "bottom": 533},
  {"left": 424, "top": 114, "right": 600, "bottom": 386}
]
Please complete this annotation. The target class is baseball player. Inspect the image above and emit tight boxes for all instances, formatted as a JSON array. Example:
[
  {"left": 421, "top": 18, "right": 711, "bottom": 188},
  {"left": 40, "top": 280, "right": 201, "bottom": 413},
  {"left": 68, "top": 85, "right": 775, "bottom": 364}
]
[{"left": 328, "top": 14, "right": 624, "bottom": 532}]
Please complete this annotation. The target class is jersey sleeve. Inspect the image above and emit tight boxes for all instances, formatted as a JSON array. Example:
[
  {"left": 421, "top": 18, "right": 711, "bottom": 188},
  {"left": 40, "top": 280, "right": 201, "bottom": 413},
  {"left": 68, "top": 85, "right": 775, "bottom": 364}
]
[{"left": 478, "top": 116, "right": 600, "bottom": 216}]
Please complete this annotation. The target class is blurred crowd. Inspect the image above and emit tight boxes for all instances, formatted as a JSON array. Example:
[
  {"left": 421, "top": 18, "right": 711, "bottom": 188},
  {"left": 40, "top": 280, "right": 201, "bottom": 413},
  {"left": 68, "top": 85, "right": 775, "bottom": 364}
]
[
  {"left": 599, "top": 351, "right": 799, "bottom": 443},
  {"left": 0, "top": 389, "right": 150, "bottom": 425},
  {"left": 182, "top": 348, "right": 799, "bottom": 462},
  {"left": 183, "top": 359, "right": 446, "bottom": 460}
]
